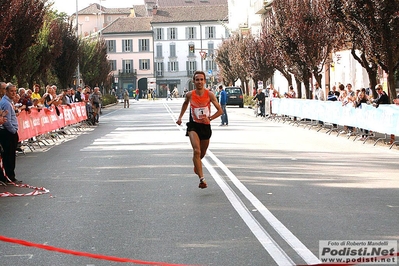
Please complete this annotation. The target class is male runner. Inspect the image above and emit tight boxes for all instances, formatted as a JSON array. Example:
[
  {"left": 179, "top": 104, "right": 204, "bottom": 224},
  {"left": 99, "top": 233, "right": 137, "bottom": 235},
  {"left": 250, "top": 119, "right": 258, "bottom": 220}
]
[{"left": 176, "top": 71, "right": 223, "bottom": 188}]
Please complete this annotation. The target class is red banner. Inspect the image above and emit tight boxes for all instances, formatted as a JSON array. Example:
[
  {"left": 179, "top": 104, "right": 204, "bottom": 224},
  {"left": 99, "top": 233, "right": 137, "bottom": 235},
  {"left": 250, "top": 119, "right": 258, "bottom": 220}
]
[{"left": 17, "top": 102, "right": 88, "bottom": 141}]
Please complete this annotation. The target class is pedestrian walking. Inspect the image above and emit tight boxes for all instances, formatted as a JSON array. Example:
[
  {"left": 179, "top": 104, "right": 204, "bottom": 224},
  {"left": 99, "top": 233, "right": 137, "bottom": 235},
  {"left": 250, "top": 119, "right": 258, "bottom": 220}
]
[
  {"left": 218, "top": 85, "right": 228, "bottom": 126},
  {"left": 176, "top": 71, "right": 223, "bottom": 189},
  {"left": 123, "top": 89, "right": 130, "bottom": 108}
]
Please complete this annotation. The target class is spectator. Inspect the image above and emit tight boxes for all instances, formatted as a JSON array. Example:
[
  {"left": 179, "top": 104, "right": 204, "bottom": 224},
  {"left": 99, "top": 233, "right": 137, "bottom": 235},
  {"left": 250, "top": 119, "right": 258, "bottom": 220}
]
[
  {"left": 354, "top": 89, "right": 369, "bottom": 141},
  {"left": 313, "top": 82, "right": 325, "bottom": 101},
  {"left": 123, "top": 89, "right": 130, "bottom": 108},
  {"left": 75, "top": 86, "right": 83, "bottom": 102},
  {"left": 0, "top": 81, "right": 6, "bottom": 99},
  {"left": 31, "top": 84, "right": 42, "bottom": 101},
  {"left": 253, "top": 88, "right": 266, "bottom": 117},
  {"left": 269, "top": 84, "right": 279, "bottom": 116},
  {"left": 166, "top": 87, "right": 172, "bottom": 101},
  {"left": 89, "top": 87, "right": 101, "bottom": 124},
  {"left": 284, "top": 85, "right": 296, "bottom": 98},
  {"left": 0, "top": 83, "right": 20, "bottom": 184},
  {"left": 135, "top": 88, "right": 139, "bottom": 101},
  {"left": 17, "top": 88, "right": 32, "bottom": 112},
  {"left": 31, "top": 98, "right": 43, "bottom": 112},
  {"left": 218, "top": 85, "right": 228, "bottom": 125},
  {"left": 61, "top": 89, "right": 71, "bottom": 105},
  {"left": 372, "top": 84, "right": 390, "bottom": 107},
  {"left": 312, "top": 82, "right": 325, "bottom": 126},
  {"left": 346, "top": 83, "right": 355, "bottom": 99},
  {"left": 373, "top": 84, "right": 394, "bottom": 144},
  {"left": 70, "top": 88, "right": 76, "bottom": 103},
  {"left": 327, "top": 85, "right": 340, "bottom": 101},
  {"left": 172, "top": 86, "right": 179, "bottom": 98},
  {"left": 82, "top": 87, "right": 93, "bottom": 120}
]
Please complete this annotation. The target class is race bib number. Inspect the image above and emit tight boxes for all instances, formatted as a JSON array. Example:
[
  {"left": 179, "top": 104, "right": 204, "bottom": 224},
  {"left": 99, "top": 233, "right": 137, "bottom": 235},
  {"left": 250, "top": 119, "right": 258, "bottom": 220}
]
[{"left": 194, "top": 107, "right": 210, "bottom": 119}]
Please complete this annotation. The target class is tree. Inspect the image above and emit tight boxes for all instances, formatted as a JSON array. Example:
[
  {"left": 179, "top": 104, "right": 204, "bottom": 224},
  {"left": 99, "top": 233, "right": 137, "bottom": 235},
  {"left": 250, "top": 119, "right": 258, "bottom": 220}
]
[
  {"left": 15, "top": 13, "right": 63, "bottom": 87},
  {"left": 80, "top": 39, "right": 111, "bottom": 91},
  {"left": 0, "top": 0, "right": 48, "bottom": 82},
  {"left": 261, "top": 15, "right": 294, "bottom": 92},
  {"left": 229, "top": 34, "right": 251, "bottom": 95},
  {"left": 327, "top": 0, "right": 399, "bottom": 101},
  {"left": 215, "top": 39, "right": 238, "bottom": 86},
  {"left": 246, "top": 34, "right": 275, "bottom": 92},
  {"left": 54, "top": 21, "right": 80, "bottom": 89},
  {"left": 269, "top": 0, "right": 338, "bottom": 98}
]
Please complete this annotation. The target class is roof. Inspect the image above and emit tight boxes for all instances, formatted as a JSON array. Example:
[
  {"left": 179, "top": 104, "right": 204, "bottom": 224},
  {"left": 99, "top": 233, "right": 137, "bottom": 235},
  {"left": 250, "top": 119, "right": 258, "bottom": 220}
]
[
  {"left": 102, "top": 17, "right": 153, "bottom": 34},
  {"left": 151, "top": 5, "right": 228, "bottom": 23},
  {"left": 78, "top": 3, "right": 147, "bottom": 17},
  {"left": 145, "top": 0, "right": 227, "bottom": 6}
]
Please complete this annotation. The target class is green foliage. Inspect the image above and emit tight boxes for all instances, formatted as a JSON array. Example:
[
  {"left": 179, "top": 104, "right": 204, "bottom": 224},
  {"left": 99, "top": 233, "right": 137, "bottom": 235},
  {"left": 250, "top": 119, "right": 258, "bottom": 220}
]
[
  {"left": 102, "top": 94, "right": 118, "bottom": 106},
  {"left": 0, "top": 1, "right": 110, "bottom": 91},
  {"left": 54, "top": 21, "right": 79, "bottom": 89},
  {"left": 80, "top": 39, "right": 111, "bottom": 89},
  {"left": 0, "top": 0, "right": 48, "bottom": 82},
  {"left": 244, "top": 94, "right": 255, "bottom": 107}
]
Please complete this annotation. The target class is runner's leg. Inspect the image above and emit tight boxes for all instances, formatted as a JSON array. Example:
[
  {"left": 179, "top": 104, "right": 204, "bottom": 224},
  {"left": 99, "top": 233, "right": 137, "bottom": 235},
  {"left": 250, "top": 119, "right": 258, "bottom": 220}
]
[{"left": 188, "top": 131, "right": 203, "bottom": 178}]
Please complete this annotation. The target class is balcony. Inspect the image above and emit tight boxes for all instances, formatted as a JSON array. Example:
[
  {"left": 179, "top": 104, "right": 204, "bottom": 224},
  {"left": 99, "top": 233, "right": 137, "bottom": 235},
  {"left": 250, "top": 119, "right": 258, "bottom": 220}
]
[
  {"left": 254, "top": 0, "right": 273, "bottom": 14},
  {"left": 118, "top": 69, "right": 137, "bottom": 78}
]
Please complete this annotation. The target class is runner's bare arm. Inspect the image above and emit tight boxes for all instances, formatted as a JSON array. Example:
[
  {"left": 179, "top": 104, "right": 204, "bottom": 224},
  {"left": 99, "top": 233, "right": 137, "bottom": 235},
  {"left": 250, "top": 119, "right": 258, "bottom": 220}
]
[{"left": 176, "top": 91, "right": 192, "bottom": 125}]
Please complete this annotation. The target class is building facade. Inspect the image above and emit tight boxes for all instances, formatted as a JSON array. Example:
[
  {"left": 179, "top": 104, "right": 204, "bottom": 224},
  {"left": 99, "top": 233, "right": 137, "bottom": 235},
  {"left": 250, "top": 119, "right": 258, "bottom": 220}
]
[
  {"left": 102, "top": 16, "right": 154, "bottom": 98},
  {"left": 151, "top": 4, "right": 229, "bottom": 97}
]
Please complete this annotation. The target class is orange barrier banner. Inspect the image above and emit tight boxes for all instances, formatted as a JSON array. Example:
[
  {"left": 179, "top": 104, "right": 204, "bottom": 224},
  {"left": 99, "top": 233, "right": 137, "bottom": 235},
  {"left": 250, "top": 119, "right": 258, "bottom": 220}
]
[{"left": 17, "top": 102, "right": 87, "bottom": 141}]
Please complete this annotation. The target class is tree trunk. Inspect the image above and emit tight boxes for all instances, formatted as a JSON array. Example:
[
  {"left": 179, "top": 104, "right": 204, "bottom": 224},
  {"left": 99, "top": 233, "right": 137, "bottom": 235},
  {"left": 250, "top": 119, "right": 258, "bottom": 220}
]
[
  {"left": 351, "top": 49, "right": 378, "bottom": 98},
  {"left": 295, "top": 78, "right": 302, "bottom": 99},
  {"left": 387, "top": 69, "right": 396, "bottom": 102}
]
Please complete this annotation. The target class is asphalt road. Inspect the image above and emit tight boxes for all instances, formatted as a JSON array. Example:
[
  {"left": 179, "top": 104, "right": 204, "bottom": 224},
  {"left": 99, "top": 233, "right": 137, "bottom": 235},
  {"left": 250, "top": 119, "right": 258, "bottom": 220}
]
[{"left": 0, "top": 99, "right": 398, "bottom": 266}]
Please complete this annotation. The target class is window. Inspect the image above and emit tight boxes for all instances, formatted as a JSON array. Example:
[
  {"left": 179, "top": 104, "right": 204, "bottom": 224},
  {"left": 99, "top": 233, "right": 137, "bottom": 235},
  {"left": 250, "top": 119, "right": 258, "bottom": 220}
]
[
  {"left": 107, "top": 40, "right": 116, "bottom": 53},
  {"left": 122, "top": 39, "right": 133, "bottom": 52},
  {"left": 169, "top": 44, "right": 176, "bottom": 57},
  {"left": 205, "top": 60, "right": 217, "bottom": 71},
  {"left": 225, "top": 28, "right": 230, "bottom": 38},
  {"left": 156, "top": 44, "right": 163, "bottom": 58},
  {"left": 156, "top": 62, "right": 164, "bottom": 77},
  {"left": 85, "top": 16, "right": 89, "bottom": 22},
  {"left": 139, "top": 59, "right": 150, "bottom": 70},
  {"left": 186, "top": 61, "right": 197, "bottom": 76},
  {"left": 109, "top": 60, "right": 116, "bottom": 71},
  {"left": 188, "top": 43, "right": 195, "bottom": 56},
  {"left": 186, "top": 27, "right": 196, "bottom": 39},
  {"left": 155, "top": 28, "right": 163, "bottom": 40},
  {"left": 168, "top": 28, "right": 177, "bottom": 40},
  {"left": 122, "top": 60, "right": 133, "bottom": 73},
  {"left": 168, "top": 61, "right": 179, "bottom": 72},
  {"left": 205, "top": 26, "right": 215, "bottom": 39},
  {"left": 207, "top": 42, "right": 214, "bottom": 57},
  {"left": 139, "top": 39, "right": 149, "bottom": 52}
]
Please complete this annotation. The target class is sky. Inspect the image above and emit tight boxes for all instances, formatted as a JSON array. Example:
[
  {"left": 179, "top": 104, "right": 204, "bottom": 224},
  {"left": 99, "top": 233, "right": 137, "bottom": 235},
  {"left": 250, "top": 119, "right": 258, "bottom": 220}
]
[{"left": 50, "top": 0, "right": 145, "bottom": 15}]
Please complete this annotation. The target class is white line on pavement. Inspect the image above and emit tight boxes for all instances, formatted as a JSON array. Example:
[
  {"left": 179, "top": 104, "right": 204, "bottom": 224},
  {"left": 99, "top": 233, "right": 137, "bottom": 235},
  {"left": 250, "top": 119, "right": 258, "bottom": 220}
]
[
  {"left": 206, "top": 151, "right": 321, "bottom": 265},
  {"left": 164, "top": 101, "right": 321, "bottom": 265},
  {"left": 203, "top": 157, "right": 295, "bottom": 266}
]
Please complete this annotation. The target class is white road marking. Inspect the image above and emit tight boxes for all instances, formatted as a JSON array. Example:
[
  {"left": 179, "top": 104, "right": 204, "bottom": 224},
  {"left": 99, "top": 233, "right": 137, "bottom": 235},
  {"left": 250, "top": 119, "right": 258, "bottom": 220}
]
[
  {"left": 202, "top": 157, "right": 295, "bottom": 266},
  {"left": 164, "top": 102, "right": 321, "bottom": 265},
  {"left": 206, "top": 151, "right": 321, "bottom": 265}
]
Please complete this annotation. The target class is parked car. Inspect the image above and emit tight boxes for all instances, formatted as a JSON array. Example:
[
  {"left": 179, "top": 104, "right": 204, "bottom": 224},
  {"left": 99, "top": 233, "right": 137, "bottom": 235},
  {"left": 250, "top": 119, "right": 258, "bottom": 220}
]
[{"left": 225, "top": 87, "right": 244, "bottom": 108}]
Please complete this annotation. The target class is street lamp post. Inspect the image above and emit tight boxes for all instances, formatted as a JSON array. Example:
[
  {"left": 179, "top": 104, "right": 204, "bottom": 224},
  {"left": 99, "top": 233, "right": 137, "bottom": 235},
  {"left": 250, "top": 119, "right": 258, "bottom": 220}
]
[{"left": 76, "top": 0, "right": 80, "bottom": 88}]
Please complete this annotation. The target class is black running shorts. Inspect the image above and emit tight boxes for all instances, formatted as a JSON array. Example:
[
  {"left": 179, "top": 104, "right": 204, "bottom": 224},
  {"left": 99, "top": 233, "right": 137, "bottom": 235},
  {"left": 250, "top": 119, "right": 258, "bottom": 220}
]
[{"left": 186, "top": 121, "right": 212, "bottom": 140}]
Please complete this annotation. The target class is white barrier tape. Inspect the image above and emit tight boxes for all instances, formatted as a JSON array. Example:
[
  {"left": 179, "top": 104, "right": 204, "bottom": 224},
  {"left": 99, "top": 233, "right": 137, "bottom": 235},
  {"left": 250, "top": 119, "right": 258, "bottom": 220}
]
[{"left": 0, "top": 156, "right": 50, "bottom": 197}]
